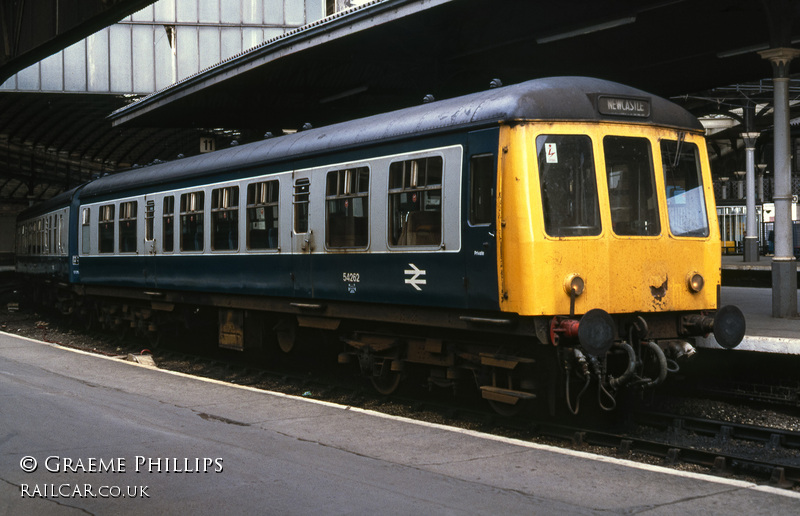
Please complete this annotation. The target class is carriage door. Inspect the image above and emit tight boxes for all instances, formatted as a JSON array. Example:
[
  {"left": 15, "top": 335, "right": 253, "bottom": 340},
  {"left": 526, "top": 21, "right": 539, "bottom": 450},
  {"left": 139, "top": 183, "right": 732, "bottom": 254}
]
[
  {"left": 291, "top": 172, "right": 315, "bottom": 297},
  {"left": 464, "top": 128, "right": 499, "bottom": 309},
  {"left": 143, "top": 197, "right": 157, "bottom": 287}
]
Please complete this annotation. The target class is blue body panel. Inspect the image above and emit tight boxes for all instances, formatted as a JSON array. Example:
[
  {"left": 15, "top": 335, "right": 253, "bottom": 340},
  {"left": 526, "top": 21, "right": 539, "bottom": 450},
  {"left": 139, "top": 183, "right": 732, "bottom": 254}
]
[
  {"left": 16, "top": 255, "right": 70, "bottom": 280},
  {"left": 78, "top": 252, "right": 474, "bottom": 308},
  {"left": 15, "top": 186, "right": 83, "bottom": 284},
  {"left": 72, "top": 126, "right": 503, "bottom": 312}
]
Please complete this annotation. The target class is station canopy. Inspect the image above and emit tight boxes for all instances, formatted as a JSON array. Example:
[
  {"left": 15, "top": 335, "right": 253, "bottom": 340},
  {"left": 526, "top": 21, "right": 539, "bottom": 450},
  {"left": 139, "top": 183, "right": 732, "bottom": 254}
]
[
  {"left": 2, "top": 0, "right": 800, "bottom": 207},
  {"left": 109, "top": 0, "right": 800, "bottom": 133}
]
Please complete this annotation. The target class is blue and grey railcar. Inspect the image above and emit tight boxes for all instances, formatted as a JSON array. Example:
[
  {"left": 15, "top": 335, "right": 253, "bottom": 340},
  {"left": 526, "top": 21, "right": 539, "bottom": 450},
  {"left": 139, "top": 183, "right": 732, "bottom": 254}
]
[{"left": 16, "top": 77, "right": 746, "bottom": 415}]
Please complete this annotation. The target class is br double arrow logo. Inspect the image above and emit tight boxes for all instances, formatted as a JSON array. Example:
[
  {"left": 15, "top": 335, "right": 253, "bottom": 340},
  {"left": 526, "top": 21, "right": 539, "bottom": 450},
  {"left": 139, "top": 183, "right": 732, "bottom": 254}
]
[{"left": 404, "top": 263, "right": 427, "bottom": 291}]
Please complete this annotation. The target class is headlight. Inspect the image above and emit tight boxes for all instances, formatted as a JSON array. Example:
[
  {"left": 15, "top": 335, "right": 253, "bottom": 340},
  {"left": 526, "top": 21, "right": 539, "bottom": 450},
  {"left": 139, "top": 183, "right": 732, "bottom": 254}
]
[
  {"left": 564, "top": 274, "right": 585, "bottom": 296},
  {"left": 687, "top": 272, "right": 704, "bottom": 293}
]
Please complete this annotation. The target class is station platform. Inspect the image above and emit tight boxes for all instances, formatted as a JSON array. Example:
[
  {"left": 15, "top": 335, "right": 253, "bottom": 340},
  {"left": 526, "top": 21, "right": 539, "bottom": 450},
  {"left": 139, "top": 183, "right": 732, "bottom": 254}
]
[
  {"left": 721, "top": 253, "right": 800, "bottom": 278},
  {"left": 695, "top": 256, "right": 800, "bottom": 354},
  {"left": 1, "top": 331, "right": 799, "bottom": 515},
  {"left": 720, "top": 253, "right": 800, "bottom": 289}
]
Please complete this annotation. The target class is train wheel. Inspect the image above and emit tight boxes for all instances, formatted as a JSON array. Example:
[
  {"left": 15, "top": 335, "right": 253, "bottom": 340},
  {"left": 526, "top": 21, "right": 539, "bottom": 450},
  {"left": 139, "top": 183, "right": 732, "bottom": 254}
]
[
  {"left": 482, "top": 365, "right": 537, "bottom": 417},
  {"left": 83, "top": 305, "right": 98, "bottom": 332},
  {"left": 146, "top": 330, "right": 162, "bottom": 348},
  {"left": 145, "top": 317, "right": 162, "bottom": 348},
  {"left": 275, "top": 319, "right": 297, "bottom": 354},
  {"left": 115, "top": 322, "right": 129, "bottom": 342},
  {"left": 370, "top": 368, "right": 402, "bottom": 395},
  {"left": 368, "top": 353, "right": 403, "bottom": 395},
  {"left": 487, "top": 398, "right": 526, "bottom": 417}
]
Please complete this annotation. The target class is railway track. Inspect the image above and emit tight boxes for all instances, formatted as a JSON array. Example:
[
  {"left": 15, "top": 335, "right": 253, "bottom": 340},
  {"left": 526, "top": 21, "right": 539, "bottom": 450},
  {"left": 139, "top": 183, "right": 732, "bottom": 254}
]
[
  {"left": 526, "top": 413, "right": 800, "bottom": 489},
  {"left": 672, "top": 351, "right": 800, "bottom": 408}
]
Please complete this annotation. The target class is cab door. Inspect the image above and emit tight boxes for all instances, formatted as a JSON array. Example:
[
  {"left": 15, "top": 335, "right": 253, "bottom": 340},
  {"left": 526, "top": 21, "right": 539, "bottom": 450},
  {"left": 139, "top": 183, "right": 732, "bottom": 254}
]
[
  {"left": 290, "top": 172, "right": 315, "bottom": 297},
  {"left": 464, "top": 128, "right": 500, "bottom": 309}
]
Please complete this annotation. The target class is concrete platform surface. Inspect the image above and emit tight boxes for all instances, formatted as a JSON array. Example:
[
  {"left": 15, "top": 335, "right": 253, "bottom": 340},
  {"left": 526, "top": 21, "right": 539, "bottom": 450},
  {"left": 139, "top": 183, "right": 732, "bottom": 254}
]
[
  {"left": 1, "top": 331, "right": 799, "bottom": 515},
  {"left": 721, "top": 254, "right": 800, "bottom": 272},
  {"left": 695, "top": 286, "right": 800, "bottom": 354}
]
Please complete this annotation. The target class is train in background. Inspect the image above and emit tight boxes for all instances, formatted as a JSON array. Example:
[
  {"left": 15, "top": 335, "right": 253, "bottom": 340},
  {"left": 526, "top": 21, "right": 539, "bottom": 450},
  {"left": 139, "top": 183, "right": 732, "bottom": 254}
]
[{"left": 14, "top": 77, "right": 745, "bottom": 415}]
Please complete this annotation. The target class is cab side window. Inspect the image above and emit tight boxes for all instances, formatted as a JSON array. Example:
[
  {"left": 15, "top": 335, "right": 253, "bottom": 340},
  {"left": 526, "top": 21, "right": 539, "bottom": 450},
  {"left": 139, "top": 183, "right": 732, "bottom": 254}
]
[{"left": 469, "top": 154, "right": 495, "bottom": 226}]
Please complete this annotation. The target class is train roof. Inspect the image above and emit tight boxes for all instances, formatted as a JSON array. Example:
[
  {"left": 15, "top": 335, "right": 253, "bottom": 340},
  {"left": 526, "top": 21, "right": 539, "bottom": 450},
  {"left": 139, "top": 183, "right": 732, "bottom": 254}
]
[
  {"left": 17, "top": 186, "right": 82, "bottom": 221},
  {"left": 80, "top": 76, "right": 703, "bottom": 199}
]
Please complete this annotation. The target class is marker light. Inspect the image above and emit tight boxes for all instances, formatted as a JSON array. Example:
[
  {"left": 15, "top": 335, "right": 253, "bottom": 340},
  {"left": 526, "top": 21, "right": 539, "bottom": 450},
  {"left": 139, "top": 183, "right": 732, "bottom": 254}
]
[
  {"left": 688, "top": 273, "right": 704, "bottom": 293},
  {"left": 564, "top": 274, "right": 585, "bottom": 296}
]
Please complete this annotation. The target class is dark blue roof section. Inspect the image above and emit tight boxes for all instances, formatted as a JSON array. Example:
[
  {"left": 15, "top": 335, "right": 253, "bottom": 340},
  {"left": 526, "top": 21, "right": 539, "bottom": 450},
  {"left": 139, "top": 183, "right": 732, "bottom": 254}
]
[
  {"left": 82, "top": 77, "right": 702, "bottom": 199},
  {"left": 18, "top": 186, "right": 82, "bottom": 220}
]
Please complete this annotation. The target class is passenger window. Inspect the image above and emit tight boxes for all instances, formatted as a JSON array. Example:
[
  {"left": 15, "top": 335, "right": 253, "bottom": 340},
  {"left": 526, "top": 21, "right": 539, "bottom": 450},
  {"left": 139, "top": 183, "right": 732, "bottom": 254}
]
[
  {"left": 119, "top": 201, "right": 138, "bottom": 253},
  {"left": 163, "top": 197, "right": 175, "bottom": 252},
  {"left": 326, "top": 167, "right": 369, "bottom": 248},
  {"left": 536, "top": 135, "right": 601, "bottom": 237},
  {"left": 293, "top": 179, "right": 310, "bottom": 233},
  {"left": 211, "top": 186, "right": 239, "bottom": 251},
  {"left": 604, "top": 136, "right": 660, "bottom": 236},
  {"left": 99, "top": 205, "right": 115, "bottom": 253},
  {"left": 661, "top": 140, "right": 709, "bottom": 237},
  {"left": 469, "top": 154, "right": 495, "bottom": 226},
  {"left": 388, "top": 157, "right": 443, "bottom": 246},
  {"left": 247, "top": 180, "right": 279, "bottom": 250},
  {"left": 180, "top": 192, "right": 205, "bottom": 252}
]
